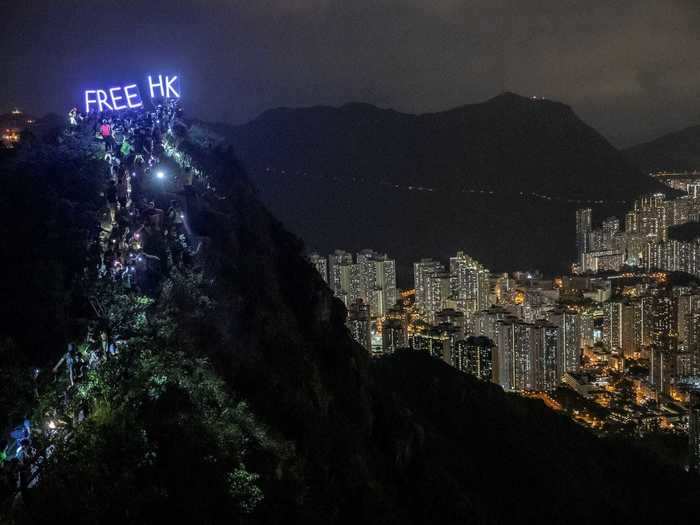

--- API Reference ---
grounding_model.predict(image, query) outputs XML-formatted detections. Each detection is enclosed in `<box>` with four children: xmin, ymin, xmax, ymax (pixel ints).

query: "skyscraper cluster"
<box><xmin>410</xmin><ymin>252</ymin><xmax>583</xmax><ymax>392</ymax></box>
<box><xmin>310</xmin><ymin>248</ymin><xmax>585</xmax><ymax>393</ymax></box>
<box><xmin>573</xmin><ymin>187</ymin><xmax>700</xmax><ymax>389</ymax></box>
<box><xmin>470</xmin><ymin>306</ymin><xmax>581</xmax><ymax>392</ymax></box>
<box><xmin>309</xmin><ymin>249</ymin><xmax>397</xmax><ymax>352</ymax></box>
<box><xmin>311</xmin><ymin>181</ymin><xmax>700</xmax><ymax>471</ymax></box>
<box><xmin>318</xmin><ymin>249</ymin><xmax>398</xmax><ymax>316</ymax></box>
<box><xmin>576</xmin><ymin>191</ymin><xmax>700</xmax><ymax>275</ymax></box>
<box><xmin>570</xmin><ymin>182</ymin><xmax>700</xmax><ymax>469</ymax></box>
<box><xmin>414</xmin><ymin>252</ymin><xmax>490</xmax><ymax>325</ymax></box>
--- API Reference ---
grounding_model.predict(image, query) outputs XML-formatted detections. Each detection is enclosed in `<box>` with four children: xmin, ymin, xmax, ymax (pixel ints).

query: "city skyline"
<box><xmin>310</xmin><ymin>176</ymin><xmax>700</xmax><ymax>472</ymax></box>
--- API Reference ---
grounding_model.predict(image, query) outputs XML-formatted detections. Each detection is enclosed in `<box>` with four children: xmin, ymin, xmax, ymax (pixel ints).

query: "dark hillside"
<box><xmin>371</xmin><ymin>351</ymin><xmax>696</xmax><ymax>523</ymax></box>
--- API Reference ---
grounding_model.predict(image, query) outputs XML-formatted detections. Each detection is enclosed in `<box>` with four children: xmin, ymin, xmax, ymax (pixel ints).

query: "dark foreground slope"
<box><xmin>1</xmin><ymin>123</ymin><xmax>697</xmax><ymax>524</ymax></box>
<box><xmin>213</xmin><ymin>93</ymin><xmax>668</xmax><ymax>277</ymax></box>
<box><xmin>372</xmin><ymin>351</ymin><xmax>698</xmax><ymax>523</ymax></box>
<box><xmin>625</xmin><ymin>124</ymin><xmax>700</xmax><ymax>173</ymax></box>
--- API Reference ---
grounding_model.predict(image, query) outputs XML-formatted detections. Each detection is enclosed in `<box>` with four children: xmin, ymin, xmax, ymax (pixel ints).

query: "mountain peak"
<box><xmin>484</xmin><ymin>91</ymin><xmax>568</xmax><ymax>110</ymax></box>
<box><xmin>489</xmin><ymin>91</ymin><xmax>529</xmax><ymax>102</ymax></box>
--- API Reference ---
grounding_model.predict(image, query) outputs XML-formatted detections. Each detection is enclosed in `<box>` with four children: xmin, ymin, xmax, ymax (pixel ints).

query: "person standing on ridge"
<box><xmin>68</xmin><ymin>107</ymin><xmax>78</xmax><ymax>129</ymax></box>
<box><xmin>52</xmin><ymin>344</ymin><xmax>76</xmax><ymax>387</ymax></box>
<box><xmin>100</xmin><ymin>120</ymin><xmax>115</xmax><ymax>152</ymax></box>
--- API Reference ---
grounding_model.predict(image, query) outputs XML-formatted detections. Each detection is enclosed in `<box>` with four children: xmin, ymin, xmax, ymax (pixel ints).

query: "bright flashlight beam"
<box><xmin>156</xmin><ymin>171</ymin><xmax>165</xmax><ymax>179</ymax></box>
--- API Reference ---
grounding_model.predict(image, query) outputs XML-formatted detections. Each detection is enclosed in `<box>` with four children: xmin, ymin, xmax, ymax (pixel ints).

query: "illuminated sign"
<box><xmin>84</xmin><ymin>74</ymin><xmax>180</xmax><ymax>113</ymax></box>
<box><xmin>147</xmin><ymin>75</ymin><xmax>180</xmax><ymax>99</ymax></box>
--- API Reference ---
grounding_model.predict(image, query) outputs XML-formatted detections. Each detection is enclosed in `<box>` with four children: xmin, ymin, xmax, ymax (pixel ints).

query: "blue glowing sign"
<box><xmin>84</xmin><ymin>74</ymin><xmax>181</xmax><ymax>113</ymax></box>
<box><xmin>147</xmin><ymin>75</ymin><xmax>181</xmax><ymax>99</ymax></box>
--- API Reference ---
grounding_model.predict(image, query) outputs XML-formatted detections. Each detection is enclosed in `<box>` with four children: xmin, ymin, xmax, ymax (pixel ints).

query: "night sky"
<box><xmin>2</xmin><ymin>0</ymin><xmax>699</xmax><ymax>146</ymax></box>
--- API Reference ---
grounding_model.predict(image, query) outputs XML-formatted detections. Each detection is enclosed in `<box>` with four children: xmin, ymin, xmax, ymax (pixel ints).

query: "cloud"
<box><xmin>1</xmin><ymin>0</ymin><xmax>698</xmax><ymax>145</ymax></box>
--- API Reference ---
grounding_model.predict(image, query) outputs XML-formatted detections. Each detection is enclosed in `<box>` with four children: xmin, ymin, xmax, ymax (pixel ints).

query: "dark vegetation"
<box><xmin>607</xmin><ymin>432</ymin><xmax>690</xmax><ymax>471</ymax></box>
<box><xmin>1</xmin><ymin>119</ymin><xmax>698</xmax><ymax>524</ymax></box>
<box><xmin>211</xmin><ymin>93</ymin><xmax>669</xmax><ymax>279</ymax></box>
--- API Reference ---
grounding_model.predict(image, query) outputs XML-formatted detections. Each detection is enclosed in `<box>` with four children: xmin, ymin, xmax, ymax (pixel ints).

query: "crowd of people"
<box><xmin>1</xmin><ymin>97</ymin><xmax>207</xmax><ymax>501</ymax></box>
<box><xmin>76</xmin><ymin>98</ymin><xmax>201</xmax><ymax>287</ymax></box>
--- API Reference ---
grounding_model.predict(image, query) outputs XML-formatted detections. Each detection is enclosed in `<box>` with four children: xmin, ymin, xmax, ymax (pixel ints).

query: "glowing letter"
<box><xmin>148</xmin><ymin>75</ymin><xmax>164</xmax><ymax>98</ymax></box>
<box><xmin>109</xmin><ymin>87</ymin><xmax>127</xmax><ymax>110</ymax></box>
<box><xmin>96</xmin><ymin>90</ymin><xmax>113</xmax><ymax>112</ymax></box>
<box><xmin>123</xmin><ymin>84</ymin><xmax>143</xmax><ymax>108</ymax></box>
<box><xmin>84</xmin><ymin>90</ymin><xmax>98</xmax><ymax>113</ymax></box>
<box><xmin>165</xmin><ymin>75</ymin><xmax>180</xmax><ymax>98</ymax></box>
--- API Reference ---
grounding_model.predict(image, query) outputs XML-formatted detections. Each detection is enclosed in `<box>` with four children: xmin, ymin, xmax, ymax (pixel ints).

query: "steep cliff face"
<box><xmin>172</xmin><ymin>138</ymin><xmax>382</xmax><ymax>521</ymax></box>
<box><xmin>2</xmin><ymin>122</ymin><xmax>698</xmax><ymax>524</ymax></box>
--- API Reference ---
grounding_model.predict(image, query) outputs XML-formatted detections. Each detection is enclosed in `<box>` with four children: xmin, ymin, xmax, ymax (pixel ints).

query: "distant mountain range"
<box><xmin>209</xmin><ymin>93</ymin><xmax>668</xmax><ymax>281</ymax></box>
<box><xmin>624</xmin><ymin>125</ymin><xmax>700</xmax><ymax>173</ymax></box>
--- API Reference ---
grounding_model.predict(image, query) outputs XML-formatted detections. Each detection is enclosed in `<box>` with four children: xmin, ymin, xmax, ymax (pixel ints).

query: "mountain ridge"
<box><xmin>249</xmin><ymin>93</ymin><xmax>571</xmax><ymax>122</ymax></box>
<box><xmin>210</xmin><ymin>93</ymin><xmax>668</xmax><ymax>278</ymax></box>
<box><xmin>624</xmin><ymin>124</ymin><xmax>700</xmax><ymax>173</ymax></box>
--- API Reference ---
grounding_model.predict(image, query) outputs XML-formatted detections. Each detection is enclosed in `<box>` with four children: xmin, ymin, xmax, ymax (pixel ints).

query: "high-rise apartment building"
<box><xmin>449</xmin><ymin>251</ymin><xmax>490</xmax><ymax>317</ymax></box>
<box><xmin>683</xmin><ymin>300</ymin><xmax>700</xmax><ymax>374</ymax></box>
<box><xmin>493</xmin><ymin>316</ymin><xmax>562</xmax><ymax>392</ymax></box>
<box><xmin>328</xmin><ymin>249</ymin><xmax>397</xmax><ymax>316</ymax></box>
<box><xmin>356</xmin><ymin>249</ymin><xmax>398</xmax><ymax>317</ymax></box>
<box><xmin>411</xmin><ymin>324</ymin><xmax>462</xmax><ymax>364</ymax></box>
<box><xmin>474</xmin><ymin>305</ymin><xmax>509</xmax><ymax>344</ymax></box>
<box><xmin>328</xmin><ymin>250</ymin><xmax>356</xmax><ymax>306</ymax></box>
<box><xmin>549</xmin><ymin>308</ymin><xmax>580</xmax><ymax>377</ymax></box>
<box><xmin>601</xmin><ymin>216</ymin><xmax>621</xmax><ymax>238</ymax></box>
<box><xmin>649</xmin><ymin>346</ymin><xmax>675</xmax><ymax>394</ymax></box>
<box><xmin>602</xmin><ymin>299</ymin><xmax>650</xmax><ymax>357</ymax></box>
<box><xmin>579</xmin><ymin>309</ymin><xmax>595</xmax><ymax>348</ymax></box>
<box><xmin>650</xmin><ymin>293</ymin><xmax>675</xmax><ymax>353</ymax></box>
<box><xmin>346</xmin><ymin>299</ymin><xmax>371</xmax><ymax>353</ymax></box>
<box><xmin>436</xmin><ymin>308</ymin><xmax>466</xmax><ymax>337</ymax></box>
<box><xmin>308</xmin><ymin>252</ymin><xmax>328</xmax><ymax>283</ymax></box>
<box><xmin>576</xmin><ymin>208</ymin><xmax>592</xmax><ymax>266</ymax></box>
<box><xmin>627</xmin><ymin>193</ymin><xmax>667</xmax><ymax>241</ymax></box>
<box><xmin>603</xmin><ymin>302</ymin><xmax>623</xmax><ymax>351</ymax></box>
<box><xmin>381</xmin><ymin>318</ymin><xmax>405</xmax><ymax>354</ymax></box>
<box><xmin>414</xmin><ymin>258</ymin><xmax>445</xmax><ymax>316</ymax></box>
<box><xmin>455</xmin><ymin>336</ymin><xmax>494</xmax><ymax>382</ymax></box>
<box><xmin>425</xmin><ymin>272</ymin><xmax>451</xmax><ymax>323</ymax></box>
<box><xmin>530</xmin><ymin>320</ymin><xmax>560</xmax><ymax>391</ymax></box>
<box><xmin>495</xmin><ymin>318</ymin><xmax>532</xmax><ymax>392</ymax></box>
